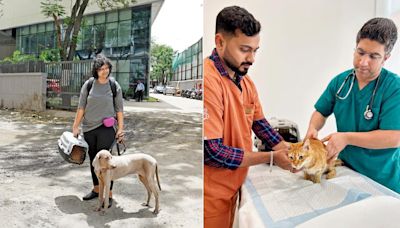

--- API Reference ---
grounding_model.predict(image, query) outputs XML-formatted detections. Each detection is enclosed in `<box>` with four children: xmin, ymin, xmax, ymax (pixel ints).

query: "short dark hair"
<box><xmin>92</xmin><ymin>54</ymin><xmax>112</xmax><ymax>79</ymax></box>
<box><xmin>356</xmin><ymin>17</ymin><xmax>398</xmax><ymax>54</ymax></box>
<box><xmin>216</xmin><ymin>6</ymin><xmax>261</xmax><ymax>36</ymax></box>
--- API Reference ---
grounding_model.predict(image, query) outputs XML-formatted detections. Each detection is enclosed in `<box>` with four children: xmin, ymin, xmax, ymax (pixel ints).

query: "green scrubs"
<box><xmin>315</xmin><ymin>68</ymin><xmax>400</xmax><ymax>193</ymax></box>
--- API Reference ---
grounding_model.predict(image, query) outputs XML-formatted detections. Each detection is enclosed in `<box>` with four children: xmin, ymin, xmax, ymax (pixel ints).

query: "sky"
<box><xmin>151</xmin><ymin>0</ymin><xmax>203</xmax><ymax>52</ymax></box>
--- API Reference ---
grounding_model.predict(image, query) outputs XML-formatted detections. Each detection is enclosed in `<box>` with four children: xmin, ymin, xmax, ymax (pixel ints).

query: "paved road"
<box><xmin>0</xmin><ymin>98</ymin><xmax>203</xmax><ymax>227</ymax></box>
<box><xmin>149</xmin><ymin>93</ymin><xmax>202</xmax><ymax>114</ymax></box>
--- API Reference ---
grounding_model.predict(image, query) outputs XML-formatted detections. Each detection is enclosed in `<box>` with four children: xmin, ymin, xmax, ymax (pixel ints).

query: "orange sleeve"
<box><xmin>204</xmin><ymin>66</ymin><xmax>224</xmax><ymax>140</ymax></box>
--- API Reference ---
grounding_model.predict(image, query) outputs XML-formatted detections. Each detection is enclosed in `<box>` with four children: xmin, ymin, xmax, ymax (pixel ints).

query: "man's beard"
<box><xmin>223</xmin><ymin>57</ymin><xmax>252</xmax><ymax>76</ymax></box>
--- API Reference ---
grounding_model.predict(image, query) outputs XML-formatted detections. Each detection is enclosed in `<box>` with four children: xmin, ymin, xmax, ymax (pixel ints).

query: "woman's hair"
<box><xmin>92</xmin><ymin>54</ymin><xmax>112</xmax><ymax>79</ymax></box>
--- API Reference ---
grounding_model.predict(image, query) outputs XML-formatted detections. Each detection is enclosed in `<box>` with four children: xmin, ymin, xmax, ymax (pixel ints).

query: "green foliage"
<box><xmin>39</xmin><ymin>49</ymin><xmax>61</xmax><ymax>62</ymax></box>
<box><xmin>95</xmin><ymin>0</ymin><xmax>136</xmax><ymax>10</ymax></box>
<box><xmin>40</xmin><ymin>0</ymin><xmax>65</xmax><ymax>18</ymax></box>
<box><xmin>150</xmin><ymin>41</ymin><xmax>175</xmax><ymax>84</ymax></box>
<box><xmin>1</xmin><ymin>51</ymin><xmax>37</xmax><ymax>63</ymax></box>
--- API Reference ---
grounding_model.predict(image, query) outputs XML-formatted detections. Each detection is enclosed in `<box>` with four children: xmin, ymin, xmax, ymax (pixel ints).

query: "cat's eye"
<box><xmin>289</xmin><ymin>155</ymin><xmax>293</xmax><ymax>160</ymax></box>
<box><xmin>299</xmin><ymin>155</ymin><xmax>303</xmax><ymax>160</ymax></box>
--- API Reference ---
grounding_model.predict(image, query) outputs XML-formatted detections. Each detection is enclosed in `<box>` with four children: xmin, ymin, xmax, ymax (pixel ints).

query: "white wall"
<box><xmin>0</xmin><ymin>73</ymin><xmax>47</xmax><ymax>111</ymax></box>
<box><xmin>204</xmin><ymin>0</ymin><xmax>400</xmax><ymax>139</ymax></box>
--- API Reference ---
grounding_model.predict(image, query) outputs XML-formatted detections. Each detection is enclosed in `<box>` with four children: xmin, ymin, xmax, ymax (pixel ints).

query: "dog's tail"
<box><xmin>156</xmin><ymin>164</ymin><xmax>162</xmax><ymax>191</ymax></box>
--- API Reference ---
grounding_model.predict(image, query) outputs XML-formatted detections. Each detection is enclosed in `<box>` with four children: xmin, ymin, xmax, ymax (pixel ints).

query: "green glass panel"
<box><xmin>93</xmin><ymin>24</ymin><xmax>105</xmax><ymax>49</ymax></box>
<box><xmin>105</xmin><ymin>22</ymin><xmax>118</xmax><ymax>48</ymax></box>
<box><xmin>95</xmin><ymin>13</ymin><xmax>105</xmax><ymax>24</ymax></box>
<box><xmin>21</xmin><ymin>26</ymin><xmax>29</xmax><ymax>35</ymax></box>
<box><xmin>85</xmin><ymin>15</ymin><xmax>94</xmax><ymax>25</ymax></box>
<box><xmin>38</xmin><ymin>24</ymin><xmax>45</xmax><ymax>32</ymax></box>
<box><xmin>119</xmin><ymin>9</ymin><xmax>131</xmax><ymax>21</ymax></box>
<box><xmin>107</xmin><ymin>11</ymin><xmax>118</xmax><ymax>22</ymax></box>
<box><xmin>46</xmin><ymin>22</ymin><xmax>54</xmax><ymax>31</ymax></box>
<box><xmin>30</xmin><ymin>25</ymin><xmax>37</xmax><ymax>33</ymax></box>
<box><xmin>118</xmin><ymin>20</ymin><xmax>131</xmax><ymax>46</ymax></box>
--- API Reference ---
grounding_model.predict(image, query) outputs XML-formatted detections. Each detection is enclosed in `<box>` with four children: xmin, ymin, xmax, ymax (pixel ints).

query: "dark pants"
<box><xmin>84</xmin><ymin>125</ymin><xmax>115</xmax><ymax>189</ymax></box>
<box><xmin>136</xmin><ymin>90</ymin><xmax>144</xmax><ymax>102</ymax></box>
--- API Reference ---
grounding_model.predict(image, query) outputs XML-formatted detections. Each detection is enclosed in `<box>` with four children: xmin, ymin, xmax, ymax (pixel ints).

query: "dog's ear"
<box><xmin>92</xmin><ymin>154</ymin><xmax>100</xmax><ymax>172</ymax></box>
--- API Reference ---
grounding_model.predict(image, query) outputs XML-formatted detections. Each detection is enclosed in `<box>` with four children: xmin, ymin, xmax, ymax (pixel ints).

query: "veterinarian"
<box><xmin>203</xmin><ymin>6</ymin><xmax>294</xmax><ymax>227</ymax></box>
<box><xmin>305</xmin><ymin>17</ymin><xmax>400</xmax><ymax>193</ymax></box>
<box><xmin>72</xmin><ymin>54</ymin><xmax>124</xmax><ymax>205</ymax></box>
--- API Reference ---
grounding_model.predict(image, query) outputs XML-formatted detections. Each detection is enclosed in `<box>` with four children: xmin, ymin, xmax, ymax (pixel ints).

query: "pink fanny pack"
<box><xmin>103</xmin><ymin>117</ymin><xmax>116</xmax><ymax>127</ymax></box>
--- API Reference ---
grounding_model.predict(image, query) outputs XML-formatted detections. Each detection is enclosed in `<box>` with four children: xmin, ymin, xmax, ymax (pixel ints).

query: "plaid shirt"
<box><xmin>252</xmin><ymin>119</ymin><xmax>283</xmax><ymax>148</ymax></box>
<box><xmin>204</xmin><ymin>139</ymin><xmax>244</xmax><ymax>169</ymax></box>
<box><xmin>204</xmin><ymin>49</ymin><xmax>283</xmax><ymax>169</ymax></box>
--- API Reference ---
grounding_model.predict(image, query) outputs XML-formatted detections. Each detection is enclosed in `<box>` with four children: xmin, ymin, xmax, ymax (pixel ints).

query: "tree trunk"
<box><xmin>67</xmin><ymin>0</ymin><xmax>89</xmax><ymax>60</ymax></box>
<box><xmin>53</xmin><ymin>14</ymin><xmax>65</xmax><ymax>61</ymax></box>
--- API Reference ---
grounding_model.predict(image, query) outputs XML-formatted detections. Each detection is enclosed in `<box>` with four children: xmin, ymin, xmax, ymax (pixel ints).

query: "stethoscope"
<box><xmin>335</xmin><ymin>70</ymin><xmax>380</xmax><ymax>120</ymax></box>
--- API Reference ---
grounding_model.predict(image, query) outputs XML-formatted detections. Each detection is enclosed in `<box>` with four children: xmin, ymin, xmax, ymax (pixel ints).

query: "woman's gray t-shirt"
<box><xmin>78</xmin><ymin>77</ymin><xmax>124</xmax><ymax>132</ymax></box>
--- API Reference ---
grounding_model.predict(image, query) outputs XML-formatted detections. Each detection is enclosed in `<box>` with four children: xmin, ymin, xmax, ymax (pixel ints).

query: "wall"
<box><xmin>0</xmin><ymin>73</ymin><xmax>47</xmax><ymax>111</ymax></box>
<box><xmin>0</xmin><ymin>44</ymin><xmax>15</xmax><ymax>60</ymax></box>
<box><xmin>204</xmin><ymin>0</ymin><xmax>400</xmax><ymax>139</ymax></box>
<box><xmin>0</xmin><ymin>0</ymin><xmax>163</xmax><ymax>30</ymax></box>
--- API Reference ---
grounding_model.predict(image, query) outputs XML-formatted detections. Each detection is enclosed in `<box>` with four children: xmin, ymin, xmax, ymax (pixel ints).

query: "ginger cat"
<box><xmin>288</xmin><ymin>139</ymin><xmax>338</xmax><ymax>183</ymax></box>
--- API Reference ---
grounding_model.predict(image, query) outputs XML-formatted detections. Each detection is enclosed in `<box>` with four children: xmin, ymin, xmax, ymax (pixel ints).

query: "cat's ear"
<box><xmin>303</xmin><ymin>139</ymin><xmax>310</xmax><ymax>151</ymax></box>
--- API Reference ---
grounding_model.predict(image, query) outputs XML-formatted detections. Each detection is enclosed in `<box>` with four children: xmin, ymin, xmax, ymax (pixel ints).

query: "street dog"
<box><xmin>92</xmin><ymin>150</ymin><xmax>161</xmax><ymax>214</ymax></box>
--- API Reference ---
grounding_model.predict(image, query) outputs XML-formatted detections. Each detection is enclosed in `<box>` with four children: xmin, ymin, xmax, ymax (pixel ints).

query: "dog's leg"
<box><xmin>102</xmin><ymin>171</ymin><xmax>111</xmax><ymax>213</ymax></box>
<box><xmin>147</xmin><ymin>171</ymin><xmax>160</xmax><ymax>214</ymax></box>
<box><xmin>139</xmin><ymin>174</ymin><xmax>152</xmax><ymax>207</ymax></box>
<box><xmin>96</xmin><ymin>173</ymin><xmax>104</xmax><ymax>212</ymax></box>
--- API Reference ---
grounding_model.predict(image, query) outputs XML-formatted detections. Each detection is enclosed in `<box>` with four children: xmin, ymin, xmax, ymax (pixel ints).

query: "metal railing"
<box><xmin>45</xmin><ymin>60</ymin><xmax>93</xmax><ymax>110</ymax></box>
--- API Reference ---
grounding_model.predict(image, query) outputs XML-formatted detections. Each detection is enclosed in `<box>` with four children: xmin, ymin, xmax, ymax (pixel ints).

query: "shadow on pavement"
<box><xmin>55</xmin><ymin>195</ymin><xmax>157</xmax><ymax>227</ymax></box>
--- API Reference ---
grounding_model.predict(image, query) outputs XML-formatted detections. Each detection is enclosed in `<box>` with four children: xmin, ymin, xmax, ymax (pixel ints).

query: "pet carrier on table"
<box><xmin>57</xmin><ymin>131</ymin><xmax>88</xmax><ymax>164</ymax></box>
<box><xmin>254</xmin><ymin>118</ymin><xmax>300</xmax><ymax>151</ymax></box>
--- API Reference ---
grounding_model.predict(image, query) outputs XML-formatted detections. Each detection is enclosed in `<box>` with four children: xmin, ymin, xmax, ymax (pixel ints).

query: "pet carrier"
<box><xmin>57</xmin><ymin>131</ymin><xmax>88</xmax><ymax>164</ymax></box>
<box><xmin>254</xmin><ymin>118</ymin><xmax>301</xmax><ymax>151</ymax></box>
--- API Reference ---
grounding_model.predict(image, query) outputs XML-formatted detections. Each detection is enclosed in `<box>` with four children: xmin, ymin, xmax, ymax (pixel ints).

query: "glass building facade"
<box><xmin>15</xmin><ymin>4</ymin><xmax>152</xmax><ymax>92</ymax></box>
<box><xmin>171</xmin><ymin>38</ymin><xmax>203</xmax><ymax>82</ymax></box>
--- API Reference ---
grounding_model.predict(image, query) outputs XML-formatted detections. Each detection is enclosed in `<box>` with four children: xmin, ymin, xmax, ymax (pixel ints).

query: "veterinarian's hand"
<box><xmin>274</xmin><ymin>149</ymin><xmax>300</xmax><ymax>173</ymax></box>
<box><xmin>305</xmin><ymin>127</ymin><xmax>319</xmax><ymax>140</ymax></box>
<box><xmin>322</xmin><ymin>133</ymin><xmax>348</xmax><ymax>163</ymax></box>
<box><xmin>72</xmin><ymin>126</ymin><xmax>80</xmax><ymax>137</ymax></box>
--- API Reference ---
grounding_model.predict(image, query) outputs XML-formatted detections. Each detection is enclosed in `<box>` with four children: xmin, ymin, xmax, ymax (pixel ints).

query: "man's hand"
<box><xmin>273</xmin><ymin>149</ymin><xmax>300</xmax><ymax>173</ymax></box>
<box><xmin>305</xmin><ymin>127</ymin><xmax>318</xmax><ymax>140</ymax></box>
<box><xmin>322</xmin><ymin>132</ymin><xmax>348</xmax><ymax>163</ymax></box>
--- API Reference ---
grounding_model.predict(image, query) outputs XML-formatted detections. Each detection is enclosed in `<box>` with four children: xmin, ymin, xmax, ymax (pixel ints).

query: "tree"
<box><xmin>1</xmin><ymin>51</ymin><xmax>37</xmax><ymax>63</ymax></box>
<box><xmin>150</xmin><ymin>42</ymin><xmax>175</xmax><ymax>85</ymax></box>
<box><xmin>40</xmin><ymin>0</ymin><xmax>135</xmax><ymax>61</ymax></box>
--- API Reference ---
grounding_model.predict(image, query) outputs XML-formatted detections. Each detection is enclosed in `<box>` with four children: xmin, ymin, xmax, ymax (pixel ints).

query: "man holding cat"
<box><xmin>306</xmin><ymin>17</ymin><xmax>400</xmax><ymax>193</ymax></box>
<box><xmin>203</xmin><ymin>6</ymin><xmax>294</xmax><ymax>227</ymax></box>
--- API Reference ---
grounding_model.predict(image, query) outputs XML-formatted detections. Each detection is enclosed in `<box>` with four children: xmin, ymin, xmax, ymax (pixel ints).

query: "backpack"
<box><xmin>86</xmin><ymin>77</ymin><xmax>117</xmax><ymax>107</ymax></box>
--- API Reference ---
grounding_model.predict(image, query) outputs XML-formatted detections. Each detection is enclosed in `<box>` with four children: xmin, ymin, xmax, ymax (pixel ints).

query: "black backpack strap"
<box><xmin>109</xmin><ymin>77</ymin><xmax>117</xmax><ymax>98</ymax></box>
<box><xmin>108</xmin><ymin>77</ymin><xmax>117</xmax><ymax>108</ymax></box>
<box><xmin>86</xmin><ymin>77</ymin><xmax>95</xmax><ymax>98</ymax></box>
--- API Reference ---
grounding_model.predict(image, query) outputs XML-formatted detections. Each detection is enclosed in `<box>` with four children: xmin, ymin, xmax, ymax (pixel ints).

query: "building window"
<box><xmin>15</xmin><ymin>4</ymin><xmax>152</xmax><ymax>92</ymax></box>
